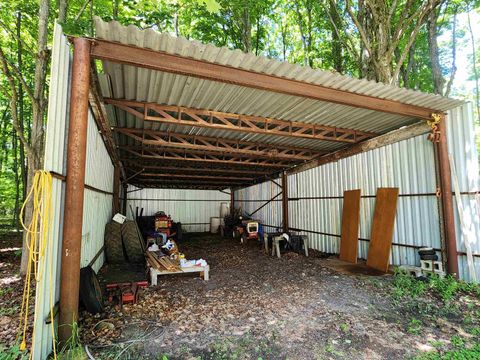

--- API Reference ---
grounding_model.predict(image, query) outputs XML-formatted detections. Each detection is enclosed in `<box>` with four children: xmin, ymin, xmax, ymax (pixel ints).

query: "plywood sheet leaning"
<box><xmin>366</xmin><ymin>188</ymin><xmax>399</xmax><ymax>272</ymax></box>
<box><xmin>339</xmin><ymin>189</ymin><xmax>362</xmax><ymax>263</ymax></box>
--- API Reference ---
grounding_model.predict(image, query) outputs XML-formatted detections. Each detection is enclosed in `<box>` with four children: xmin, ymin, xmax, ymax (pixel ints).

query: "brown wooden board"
<box><xmin>339</xmin><ymin>189</ymin><xmax>361</xmax><ymax>263</ymax></box>
<box><xmin>366</xmin><ymin>188</ymin><xmax>400</xmax><ymax>272</ymax></box>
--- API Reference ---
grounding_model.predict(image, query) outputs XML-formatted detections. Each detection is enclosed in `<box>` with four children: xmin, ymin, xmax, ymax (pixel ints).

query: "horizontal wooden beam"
<box><xmin>114</xmin><ymin>127</ymin><xmax>320</xmax><ymax>161</ymax></box>
<box><xmin>120</xmin><ymin>147</ymin><xmax>291</xmax><ymax>168</ymax></box>
<box><xmin>121</xmin><ymin>161</ymin><xmax>272</xmax><ymax>175</ymax></box>
<box><xmin>128</xmin><ymin>182</ymin><xmax>230</xmax><ymax>190</ymax></box>
<box><xmin>133</xmin><ymin>178</ymin><xmax>248</xmax><ymax>186</ymax></box>
<box><xmin>105</xmin><ymin>98</ymin><xmax>376</xmax><ymax>143</ymax></box>
<box><xmin>136</xmin><ymin>172</ymin><xmax>254</xmax><ymax>181</ymax></box>
<box><xmin>287</xmin><ymin>121</ymin><xmax>431</xmax><ymax>175</ymax></box>
<box><xmin>91</xmin><ymin>38</ymin><xmax>438</xmax><ymax>120</ymax></box>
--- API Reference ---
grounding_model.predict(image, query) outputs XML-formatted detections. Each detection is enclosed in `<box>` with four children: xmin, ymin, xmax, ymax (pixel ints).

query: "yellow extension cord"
<box><xmin>18</xmin><ymin>170</ymin><xmax>57</xmax><ymax>359</ymax></box>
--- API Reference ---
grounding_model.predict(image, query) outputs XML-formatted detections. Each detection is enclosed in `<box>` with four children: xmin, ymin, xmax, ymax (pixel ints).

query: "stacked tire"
<box><xmin>104</xmin><ymin>220</ymin><xmax>145</xmax><ymax>264</ymax></box>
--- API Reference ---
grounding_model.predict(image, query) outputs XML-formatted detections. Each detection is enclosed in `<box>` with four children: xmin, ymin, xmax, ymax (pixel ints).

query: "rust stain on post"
<box><xmin>282</xmin><ymin>172</ymin><xmax>289</xmax><ymax>233</ymax></box>
<box><xmin>436</xmin><ymin>116</ymin><xmax>459</xmax><ymax>277</ymax></box>
<box><xmin>58</xmin><ymin>38</ymin><xmax>91</xmax><ymax>343</ymax></box>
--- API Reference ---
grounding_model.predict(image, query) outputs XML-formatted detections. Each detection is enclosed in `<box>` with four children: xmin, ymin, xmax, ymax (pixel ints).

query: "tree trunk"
<box><xmin>467</xmin><ymin>11</ymin><xmax>480</xmax><ymax>120</ymax></box>
<box><xmin>428</xmin><ymin>9</ymin><xmax>445</xmax><ymax>95</ymax></box>
<box><xmin>58</xmin><ymin>0</ymin><xmax>68</xmax><ymax>23</ymax></box>
<box><xmin>113</xmin><ymin>0</ymin><xmax>119</xmax><ymax>20</ymax></box>
<box><xmin>240</xmin><ymin>6</ymin><xmax>251</xmax><ymax>52</ymax></box>
<box><xmin>16</xmin><ymin>12</ymin><xmax>24</xmax><ymax>230</ymax></box>
<box><xmin>20</xmin><ymin>0</ymin><xmax>50</xmax><ymax>276</ymax></box>
<box><xmin>328</xmin><ymin>0</ymin><xmax>343</xmax><ymax>73</ymax></box>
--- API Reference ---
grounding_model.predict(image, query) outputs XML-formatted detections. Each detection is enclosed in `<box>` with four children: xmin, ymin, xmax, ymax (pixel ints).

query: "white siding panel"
<box><xmin>236</xmin><ymin>103</ymin><xmax>480</xmax><ymax>282</ymax></box>
<box><xmin>32</xmin><ymin>24</ymin><xmax>70</xmax><ymax>360</ymax></box>
<box><xmin>33</xmin><ymin>25</ymin><xmax>114</xmax><ymax>359</ymax></box>
<box><xmin>234</xmin><ymin>179</ymin><xmax>282</xmax><ymax>231</ymax></box>
<box><xmin>126</xmin><ymin>186</ymin><xmax>230</xmax><ymax>232</ymax></box>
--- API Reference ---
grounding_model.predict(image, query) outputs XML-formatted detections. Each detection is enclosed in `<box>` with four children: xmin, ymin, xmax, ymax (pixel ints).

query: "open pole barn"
<box><xmin>31</xmin><ymin>19</ymin><xmax>479</xmax><ymax>358</ymax></box>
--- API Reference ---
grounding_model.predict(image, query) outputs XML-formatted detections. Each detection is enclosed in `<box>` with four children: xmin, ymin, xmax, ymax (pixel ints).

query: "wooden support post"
<box><xmin>436</xmin><ymin>116</ymin><xmax>459</xmax><ymax>277</ymax></box>
<box><xmin>58</xmin><ymin>38</ymin><xmax>91</xmax><ymax>344</ymax></box>
<box><xmin>281</xmin><ymin>172</ymin><xmax>289</xmax><ymax>233</ymax></box>
<box><xmin>230</xmin><ymin>187</ymin><xmax>235</xmax><ymax>216</ymax></box>
<box><xmin>112</xmin><ymin>165</ymin><xmax>120</xmax><ymax>214</ymax></box>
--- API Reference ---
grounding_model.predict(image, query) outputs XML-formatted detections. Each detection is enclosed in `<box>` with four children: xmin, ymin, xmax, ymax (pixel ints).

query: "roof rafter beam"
<box><xmin>121</xmin><ymin>160</ymin><xmax>273</xmax><ymax>175</ymax></box>
<box><xmin>90</xmin><ymin>38</ymin><xmax>438</xmax><ymax>120</ymax></box>
<box><xmin>114</xmin><ymin>127</ymin><xmax>321</xmax><ymax>160</ymax></box>
<box><xmin>138</xmin><ymin>172</ymin><xmax>254</xmax><ymax>181</ymax></box>
<box><xmin>120</xmin><ymin>147</ymin><xmax>290</xmax><ymax>168</ymax></box>
<box><xmin>134</xmin><ymin>178</ymin><xmax>248</xmax><ymax>186</ymax></box>
<box><xmin>105</xmin><ymin>98</ymin><xmax>376</xmax><ymax>143</ymax></box>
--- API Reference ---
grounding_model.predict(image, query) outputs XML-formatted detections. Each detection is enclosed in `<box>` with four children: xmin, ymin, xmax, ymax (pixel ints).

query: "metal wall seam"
<box><xmin>126</xmin><ymin>186</ymin><xmax>230</xmax><ymax>232</ymax></box>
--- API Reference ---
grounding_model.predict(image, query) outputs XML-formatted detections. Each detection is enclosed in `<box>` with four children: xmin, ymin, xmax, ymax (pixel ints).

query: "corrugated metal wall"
<box><xmin>235</xmin><ymin>103</ymin><xmax>480</xmax><ymax>282</ymax></box>
<box><xmin>82</xmin><ymin>109</ymin><xmax>115</xmax><ymax>271</ymax></box>
<box><xmin>234</xmin><ymin>180</ymin><xmax>282</xmax><ymax>232</ymax></box>
<box><xmin>447</xmin><ymin>104</ymin><xmax>480</xmax><ymax>282</ymax></box>
<box><xmin>126</xmin><ymin>186</ymin><xmax>230</xmax><ymax>232</ymax></box>
<box><xmin>32</xmin><ymin>25</ymin><xmax>114</xmax><ymax>359</ymax></box>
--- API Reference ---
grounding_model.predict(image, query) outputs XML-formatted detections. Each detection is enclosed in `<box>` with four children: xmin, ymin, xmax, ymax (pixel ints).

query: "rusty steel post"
<box><xmin>122</xmin><ymin>183</ymin><xmax>128</xmax><ymax>215</ymax></box>
<box><xmin>230</xmin><ymin>188</ymin><xmax>235</xmax><ymax>216</ymax></box>
<box><xmin>59</xmin><ymin>38</ymin><xmax>91</xmax><ymax>343</ymax></box>
<box><xmin>436</xmin><ymin>116</ymin><xmax>459</xmax><ymax>277</ymax></box>
<box><xmin>282</xmin><ymin>172</ymin><xmax>289</xmax><ymax>233</ymax></box>
<box><xmin>112</xmin><ymin>165</ymin><xmax>120</xmax><ymax>214</ymax></box>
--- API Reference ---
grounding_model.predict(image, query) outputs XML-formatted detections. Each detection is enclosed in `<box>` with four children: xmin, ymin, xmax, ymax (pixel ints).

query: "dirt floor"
<box><xmin>0</xmin><ymin>231</ymin><xmax>27</xmax><ymax>349</ymax></box>
<box><xmin>78</xmin><ymin>233</ymin><xmax>480</xmax><ymax>360</ymax></box>
<box><xmin>0</xmin><ymin>231</ymin><xmax>479</xmax><ymax>359</ymax></box>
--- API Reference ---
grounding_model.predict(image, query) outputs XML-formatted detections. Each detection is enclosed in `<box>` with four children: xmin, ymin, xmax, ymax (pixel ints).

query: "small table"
<box><xmin>264</xmin><ymin>233</ymin><xmax>309</xmax><ymax>258</ymax></box>
<box><xmin>149</xmin><ymin>265</ymin><xmax>210</xmax><ymax>286</ymax></box>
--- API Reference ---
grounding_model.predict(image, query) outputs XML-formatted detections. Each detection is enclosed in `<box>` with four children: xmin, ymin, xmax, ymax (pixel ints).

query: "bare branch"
<box><xmin>0</xmin><ymin>19</ymin><xmax>35</xmax><ymax>54</ymax></box>
<box><xmin>0</xmin><ymin>46</ymin><xmax>33</xmax><ymax>155</ymax></box>
<box><xmin>345</xmin><ymin>0</ymin><xmax>373</xmax><ymax>59</ymax></box>
<box><xmin>3</xmin><ymin>57</ymin><xmax>36</xmax><ymax>105</ymax></box>
<box><xmin>392</xmin><ymin>0</ymin><xmax>439</xmax><ymax>82</ymax></box>
<box><xmin>75</xmin><ymin>0</ymin><xmax>92</xmax><ymax>21</ymax></box>
<box><xmin>325</xmin><ymin>0</ymin><xmax>360</xmax><ymax>62</ymax></box>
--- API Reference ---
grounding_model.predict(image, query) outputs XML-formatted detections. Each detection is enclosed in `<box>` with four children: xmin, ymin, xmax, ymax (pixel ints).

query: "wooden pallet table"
<box><xmin>149</xmin><ymin>265</ymin><xmax>210</xmax><ymax>286</ymax></box>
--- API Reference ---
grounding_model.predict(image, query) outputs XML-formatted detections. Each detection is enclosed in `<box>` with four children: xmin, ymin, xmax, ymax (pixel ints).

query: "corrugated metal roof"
<box><xmin>94</xmin><ymin>18</ymin><xmax>464</xmax><ymax>154</ymax></box>
<box><xmin>93</xmin><ymin>17</ymin><xmax>466</xmax><ymax>186</ymax></box>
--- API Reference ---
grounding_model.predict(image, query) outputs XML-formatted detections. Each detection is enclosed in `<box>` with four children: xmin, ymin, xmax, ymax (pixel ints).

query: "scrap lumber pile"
<box><xmin>145</xmin><ymin>251</ymin><xmax>181</xmax><ymax>272</ymax></box>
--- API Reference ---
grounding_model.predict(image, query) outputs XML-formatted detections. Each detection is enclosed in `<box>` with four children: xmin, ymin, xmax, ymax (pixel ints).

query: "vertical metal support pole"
<box><xmin>122</xmin><ymin>183</ymin><xmax>128</xmax><ymax>216</ymax></box>
<box><xmin>58</xmin><ymin>38</ymin><xmax>91</xmax><ymax>343</ymax></box>
<box><xmin>230</xmin><ymin>187</ymin><xmax>235</xmax><ymax>216</ymax></box>
<box><xmin>436</xmin><ymin>116</ymin><xmax>459</xmax><ymax>277</ymax></box>
<box><xmin>112</xmin><ymin>165</ymin><xmax>120</xmax><ymax>214</ymax></box>
<box><xmin>282</xmin><ymin>172</ymin><xmax>289</xmax><ymax>233</ymax></box>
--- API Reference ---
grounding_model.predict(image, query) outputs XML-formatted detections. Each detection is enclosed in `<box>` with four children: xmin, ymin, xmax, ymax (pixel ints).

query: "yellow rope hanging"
<box><xmin>18</xmin><ymin>170</ymin><xmax>56</xmax><ymax>360</ymax></box>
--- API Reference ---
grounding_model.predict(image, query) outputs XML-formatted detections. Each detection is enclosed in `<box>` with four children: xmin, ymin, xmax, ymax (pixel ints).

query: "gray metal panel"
<box><xmin>126</xmin><ymin>186</ymin><xmax>230</xmax><ymax>232</ymax></box>
<box><xmin>234</xmin><ymin>179</ymin><xmax>282</xmax><ymax>231</ymax></box>
<box><xmin>34</xmin><ymin>25</ymin><xmax>115</xmax><ymax>359</ymax></box>
<box><xmin>238</xmin><ymin>103</ymin><xmax>480</xmax><ymax>282</ymax></box>
<box><xmin>447</xmin><ymin>103</ymin><xmax>480</xmax><ymax>282</ymax></box>
<box><xmin>33</xmin><ymin>24</ymin><xmax>70</xmax><ymax>360</ymax></box>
